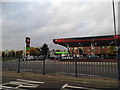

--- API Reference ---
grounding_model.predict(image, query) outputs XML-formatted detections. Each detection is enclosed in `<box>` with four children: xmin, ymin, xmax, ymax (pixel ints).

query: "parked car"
<box><xmin>22</xmin><ymin>56</ymin><xmax>34</xmax><ymax>61</ymax></box>
<box><xmin>76</xmin><ymin>55</ymin><xmax>84</xmax><ymax>59</ymax></box>
<box><xmin>50</xmin><ymin>55</ymin><xmax>59</xmax><ymax>60</ymax></box>
<box><xmin>85</xmin><ymin>55</ymin><xmax>101</xmax><ymax>59</ymax></box>
<box><xmin>38</xmin><ymin>55</ymin><xmax>44</xmax><ymax>60</ymax></box>
<box><xmin>61</xmin><ymin>56</ymin><xmax>74</xmax><ymax>59</ymax></box>
<box><xmin>33</xmin><ymin>56</ymin><xmax>38</xmax><ymax>60</ymax></box>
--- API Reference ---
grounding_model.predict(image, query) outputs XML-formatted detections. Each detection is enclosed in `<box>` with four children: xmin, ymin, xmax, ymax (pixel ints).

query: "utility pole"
<box><xmin>112</xmin><ymin>0</ymin><xmax>117</xmax><ymax>36</ymax></box>
<box><xmin>112</xmin><ymin>0</ymin><xmax>118</xmax><ymax>52</ymax></box>
<box><xmin>112</xmin><ymin>0</ymin><xmax>120</xmax><ymax>88</ymax></box>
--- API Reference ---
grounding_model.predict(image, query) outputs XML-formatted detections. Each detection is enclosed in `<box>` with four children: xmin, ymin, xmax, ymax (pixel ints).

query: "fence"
<box><xmin>2</xmin><ymin>57</ymin><xmax>119</xmax><ymax>79</ymax></box>
<box><xmin>3</xmin><ymin>56</ymin><xmax>120</xmax><ymax>88</ymax></box>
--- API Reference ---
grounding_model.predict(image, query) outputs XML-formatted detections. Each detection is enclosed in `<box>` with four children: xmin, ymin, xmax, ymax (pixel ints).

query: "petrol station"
<box><xmin>53</xmin><ymin>34</ymin><xmax>120</xmax><ymax>58</ymax></box>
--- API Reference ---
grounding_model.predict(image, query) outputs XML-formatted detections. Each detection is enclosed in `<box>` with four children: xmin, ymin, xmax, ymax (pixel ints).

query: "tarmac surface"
<box><xmin>1</xmin><ymin>70</ymin><xmax>120</xmax><ymax>90</ymax></box>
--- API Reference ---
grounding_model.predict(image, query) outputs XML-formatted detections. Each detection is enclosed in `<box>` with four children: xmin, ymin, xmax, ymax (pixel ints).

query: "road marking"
<box><xmin>61</xmin><ymin>83</ymin><xmax>100</xmax><ymax>90</ymax></box>
<box><xmin>1</xmin><ymin>85</ymin><xmax>16</xmax><ymax>89</ymax></box>
<box><xmin>61</xmin><ymin>83</ymin><xmax>68</xmax><ymax>89</ymax></box>
<box><xmin>18</xmin><ymin>84</ymin><xmax>39</xmax><ymax>88</ymax></box>
<box><xmin>0</xmin><ymin>83</ymin><xmax>20</xmax><ymax>89</ymax></box>
<box><xmin>1</xmin><ymin>83</ymin><xmax>38</xmax><ymax>89</ymax></box>
<box><xmin>0</xmin><ymin>79</ymin><xmax>44</xmax><ymax>89</ymax></box>
<box><xmin>9</xmin><ymin>81</ymin><xmax>39</xmax><ymax>86</ymax></box>
<box><xmin>17</xmin><ymin>79</ymin><xmax>44</xmax><ymax>84</ymax></box>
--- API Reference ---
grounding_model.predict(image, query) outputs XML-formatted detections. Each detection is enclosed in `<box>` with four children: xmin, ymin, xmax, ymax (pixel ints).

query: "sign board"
<box><xmin>25</xmin><ymin>37</ymin><xmax>30</xmax><ymax>56</ymax></box>
<box><xmin>55</xmin><ymin>52</ymin><xmax>68</xmax><ymax>55</ymax></box>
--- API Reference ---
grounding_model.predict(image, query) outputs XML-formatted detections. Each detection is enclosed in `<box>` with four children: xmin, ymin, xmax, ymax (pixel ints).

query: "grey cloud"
<box><xmin>2</xmin><ymin>1</ymin><xmax>117</xmax><ymax>50</ymax></box>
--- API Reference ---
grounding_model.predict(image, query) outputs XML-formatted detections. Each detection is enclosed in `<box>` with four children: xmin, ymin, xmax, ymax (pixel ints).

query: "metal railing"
<box><xmin>2</xmin><ymin>55</ymin><xmax>120</xmax><ymax>88</ymax></box>
<box><xmin>2</xmin><ymin>56</ymin><xmax>119</xmax><ymax>79</ymax></box>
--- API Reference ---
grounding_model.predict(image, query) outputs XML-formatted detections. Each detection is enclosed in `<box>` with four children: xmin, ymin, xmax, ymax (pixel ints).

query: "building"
<box><xmin>53</xmin><ymin>35</ymin><xmax>120</xmax><ymax>56</ymax></box>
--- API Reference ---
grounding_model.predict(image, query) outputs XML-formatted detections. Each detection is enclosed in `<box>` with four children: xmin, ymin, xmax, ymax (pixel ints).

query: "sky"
<box><xmin>1</xmin><ymin>0</ymin><xmax>120</xmax><ymax>51</ymax></box>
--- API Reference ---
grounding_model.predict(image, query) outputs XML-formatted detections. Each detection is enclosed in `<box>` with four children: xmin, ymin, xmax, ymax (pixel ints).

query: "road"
<box><xmin>2</xmin><ymin>72</ymin><xmax>119</xmax><ymax>90</ymax></box>
<box><xmin>2</xmin><ymin>59</ymin><xmax>118</xmax><ymax>78</ymax></box>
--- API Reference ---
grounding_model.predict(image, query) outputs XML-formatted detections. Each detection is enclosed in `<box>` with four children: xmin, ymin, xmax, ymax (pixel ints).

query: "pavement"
<box><xmin>1</xmin><ymin>70</ymin><xmax>120</xmax><ymax>90</ymax></box>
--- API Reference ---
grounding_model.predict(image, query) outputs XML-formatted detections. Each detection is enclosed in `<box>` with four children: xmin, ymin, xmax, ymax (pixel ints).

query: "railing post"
<box><xmin>43</xmin><ymin>55</ymin><xmax>46</xmax><ymax>75</ymax></box>
<box><xmin>18</xmin><ymin>58</ymin><xmax>20</xmax><ymax>73</ymax></box>
<box><xmin>117</xmin><ymin>48</ymin><xmax>120</xmax><ymax>88</ymax></box>
<box><xmin>75</xmin><ymin>55</ymin><xmax>77</xmax><ymax>77</ymax></box>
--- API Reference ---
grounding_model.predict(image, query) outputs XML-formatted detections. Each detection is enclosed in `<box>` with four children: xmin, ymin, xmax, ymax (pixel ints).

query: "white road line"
<box><xmin>61</xmin><ymin>83</ymin><xmax>100</xmax><ymax>90</ymax></box>
<box><xmin>0</xmin><ymin>82</ymin><xmax>39</xmax><ymax>89</ymax></box>
<box><xmin>0</xmin><ymin>83</ymin><xmax>19</xmax><ymax>89</ymax></box>
<box><xmin>0</xmin><ymin>79</ymin><xmax>44</xmax><ymax>89</ymax></box>
<box><xmin>61</xmin><ymin>84</ymin><xmax>85</xmax><ymax>89</ymax></box>
<box><xmin>1</xmin><ymin>85</ymin><xmax>15</xmax><ymax>89</ymax></box>
<box><xmin>17</xmin><ymin>79</ymin><xmax>44</xmax><ymax>84</ymax></box>
<box><xmin>18</xmin><ymin>84</ymin><xmax>39</xmax><ymax>88</ymax></box>
<box><xmin>9</xmin><ymin>81</ymin><xmax>39</xmax><ymax>86</ymax></box>
<box><xmin>61</xmin><ymin>83</ymin><xmax>68</xmax><ymax>89</ymax></box>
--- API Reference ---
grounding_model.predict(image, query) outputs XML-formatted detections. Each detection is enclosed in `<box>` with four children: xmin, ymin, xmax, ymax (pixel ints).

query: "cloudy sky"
<box><xmin>1</xmin><ymin>0</ymin><xmax>119</xmax><ymax>51</ymax></box>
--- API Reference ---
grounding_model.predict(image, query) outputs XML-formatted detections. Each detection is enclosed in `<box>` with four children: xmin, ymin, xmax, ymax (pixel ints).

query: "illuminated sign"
<box><xmin>55</xmin><ymin>52</ymin><xmax>68</xmax><ymax>54</ymax></box>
